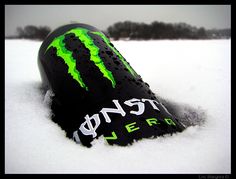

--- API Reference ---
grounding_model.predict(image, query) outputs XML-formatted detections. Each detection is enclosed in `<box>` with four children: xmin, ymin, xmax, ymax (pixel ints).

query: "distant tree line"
<box><xmin>205</xmin><ymin>28</ymin><xmax>231</xmax><ymax>39</ymax></box>
<box><xmin>5</xmin><ymin>22</ymin><xmax>230</xmax><ymax>41</ymax></box>
<box><xmin>5</xmin><ymin>25</ymin><xmax>51</xmax><ymax>40</ymax></box>
<box><xmin>106</xmin><ymin>21</ymin><xmax>231</xmax><ymax>40</ymax></box>
<box><xmin>16</xmin><ymin>25</ymin><xmax>51</xmax><ymax>40</ymax></box>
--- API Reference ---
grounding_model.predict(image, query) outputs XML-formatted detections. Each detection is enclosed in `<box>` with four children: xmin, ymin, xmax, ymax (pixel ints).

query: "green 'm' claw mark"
<box><xmin>45</xmin><ymin>28</ymin><xmax>117</xmax><ymax>90</ymax></box>
<box><xmin>92</xmin><ymin>31</ymin><xmax>137</xmax><ymax>77</ymax></box>
<box><xmin>46</xmin><ymin>35</ymin><xmax>88</xmax><ymax>91</ymax></box>
<box><xmin>67</xmin><ymin>28</ymin><xmax>116</xmax><ymax>88</ymax></box>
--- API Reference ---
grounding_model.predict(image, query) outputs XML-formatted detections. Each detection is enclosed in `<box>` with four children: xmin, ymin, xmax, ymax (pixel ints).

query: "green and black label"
<box><xmin>45</xmin><ymin>28</ymin><xmax>137</xmax><ymax>91</ymax></box>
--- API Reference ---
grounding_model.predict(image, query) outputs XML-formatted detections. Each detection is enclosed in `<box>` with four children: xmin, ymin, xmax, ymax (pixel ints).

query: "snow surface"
<box><xmin>5</xmin><ymin>39</ymin><xmax>231</xmax><ymax>174</ymax></box>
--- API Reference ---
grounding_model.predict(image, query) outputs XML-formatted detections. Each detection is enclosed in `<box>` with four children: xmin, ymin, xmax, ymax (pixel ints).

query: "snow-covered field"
<box><xmin>5</xmin><ymin>39</ymin><xmax>231</xmax><ymax>174</ymax></box>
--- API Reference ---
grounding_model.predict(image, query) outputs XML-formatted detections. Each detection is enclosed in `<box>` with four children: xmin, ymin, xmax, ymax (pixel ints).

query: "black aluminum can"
<box><xmin>38</xmin><ymin>23</ymin><xmax>185</xmax><ymax>147</ymax></box>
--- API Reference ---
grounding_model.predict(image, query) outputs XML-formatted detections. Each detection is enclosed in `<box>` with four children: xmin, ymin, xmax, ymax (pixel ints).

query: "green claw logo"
<box><xmin>45</xmin><ymin>28</ymin><xmax>137</xmax><ymax>91</ymax></box>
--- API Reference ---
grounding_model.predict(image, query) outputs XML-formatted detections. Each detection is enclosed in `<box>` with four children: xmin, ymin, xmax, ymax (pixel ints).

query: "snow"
<box><xmin>5</xmin><ymin>39</ymin><xmax>231</xmax><ymax>174</ymax></box>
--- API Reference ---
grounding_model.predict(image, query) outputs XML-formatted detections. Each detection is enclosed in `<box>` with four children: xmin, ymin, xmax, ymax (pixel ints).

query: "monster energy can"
<box><xmin>38</xmin><ymin>23</ymin><xmax>185</xmax><ymax>147</ymax></box>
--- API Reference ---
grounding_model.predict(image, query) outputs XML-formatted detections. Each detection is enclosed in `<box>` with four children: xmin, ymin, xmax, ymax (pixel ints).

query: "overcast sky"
<box><xmin>5</xmin><ymin>5</ymin><xmax>231</xmax><ymax>36</ymax></box>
